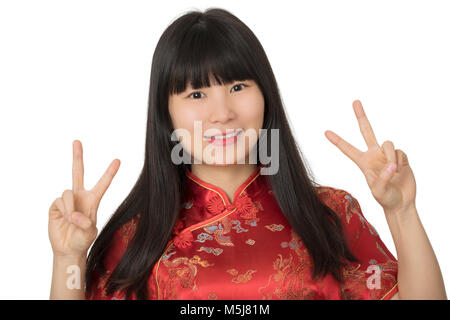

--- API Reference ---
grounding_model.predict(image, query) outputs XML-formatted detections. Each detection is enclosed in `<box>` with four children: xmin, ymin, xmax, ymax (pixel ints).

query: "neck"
<box><xmin>190</xmin><ymin>163</ymin><xmax>258</xmax><ymax>204</ymax></box>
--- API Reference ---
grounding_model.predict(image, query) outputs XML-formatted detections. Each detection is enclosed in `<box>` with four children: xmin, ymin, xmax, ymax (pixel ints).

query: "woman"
<box><xmin>48</xmin><ymin>8</ymin><xmax>446</xmax><ymax>300</ymax></box>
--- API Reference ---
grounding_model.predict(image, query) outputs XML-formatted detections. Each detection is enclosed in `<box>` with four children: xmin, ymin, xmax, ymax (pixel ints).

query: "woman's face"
<box><xmin>168</xmin><ymin>77</ymin><xmax>265</xmax><ymax>165</ymax></box>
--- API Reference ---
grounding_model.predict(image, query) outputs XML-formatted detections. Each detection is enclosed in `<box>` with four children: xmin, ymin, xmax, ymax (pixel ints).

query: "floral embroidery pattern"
<box><xmin>203</xmin><ymin>218</ymin><xmax>234</xmax><ymax>246</ymax></box>
<box><xmin>281</xmin><ymin>239</ymin><xmax>302</xmax><ymax>250</ymax></box>
<box><xmin>227</xmin><ymin>268</ymin><xmax>257</xmax><ymax>284</ymax></box>
<box><xmin>257</xmin><ymin>228</ymin><xmax>317</xmax><ymax>300</ymax></box>
<box><xmin>119</xmin><ymin>216</ymin><xmax>138</xmax><ymax>247</ymax></box>
<box><xmin>232</xmin><ymin>220</ymin><xmax>249</xmax><ymax>233</ymax></box>
<box><xmin>258</xmin><ymin>252</ymin><xmax>316</xmax><ymax>300</ymax></box>
<box><xmin>144</xmin><ymin>180</ymin><xmax>399</xmax><ymax>300</ymax></box>
<box><xmin>265</xmin><ymin>224</ymin><xmax>285</xmax><ymax>232</ymax></box>
<box><xmin>160</xmin><ymin>255</ymin><xmax>214</xmax><ymax>299</ymax></box>
<box><xmin>208</xmin><ymin>292</ymin><xmax>218</xmax><ymax>300</ymax></box>
<box><xmin>244</xmin><ymin>217</ymin><xmax>259</xmax><ymax>227</ymax></box>
<box><xmin>195</xmin><ymin>232</ymin><xmax>214</xmax><ymax>243</ymax></box>
<box><xmin>340</xmin><ymin>258</ymin><xmax>397</xmax><ymax>299</ymax></box>
<box><xmin>173</xmin><ymin>231</ymin><xmax>194</xmax><ymax>248</ymax></box>
<box><xmin>205</xmin><ymin>191</ymin><xmax>259</xmax><ymax>219</ymax></box>
<box><xmin>188</xmin><ymin>255</ymin><xmax>214</xmax><ymax>267</ymax></box>
<box><xmin>197</xmin><ymin>246</ymin><xmax>223</xmax><ymax>256</ymax></box>
<box><xmin>245</xmin><ymin>238</ymin><xmax>255</xmax><ymax>245</ymax></box>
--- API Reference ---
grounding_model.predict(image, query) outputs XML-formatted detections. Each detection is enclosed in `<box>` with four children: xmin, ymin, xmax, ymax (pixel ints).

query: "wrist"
<box><xmin>383</xmin><ymin>203</ymin><xmax>419</xmax><ymax>235</ymax></box>
<box><xmin>53</xmin><ymin>252</ymin><xmax>87</xmax><ymax>264</ymax></box>
<box><xmin>384</xmin><ymin>203</ymin><xmax>417</xmax><ymax>219</ymax></box>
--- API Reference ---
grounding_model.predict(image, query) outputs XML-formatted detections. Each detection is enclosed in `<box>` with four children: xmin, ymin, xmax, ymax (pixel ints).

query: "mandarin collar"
<box><xmin>184</xmin><ymin>164</ymin><xmax>265</xmax><ymax>207</ymax></box>
<box><xmin>172</xmin><ymin>165</ymin><xmax>268</xmax><ymax>249</ymax></box>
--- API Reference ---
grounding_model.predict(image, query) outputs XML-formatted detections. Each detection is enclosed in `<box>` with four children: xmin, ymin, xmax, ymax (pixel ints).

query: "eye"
<box><xmin>187</xmin><ymin>83</ymin><xmax>247</xmax><ymax>99</ymax></box>
<box><xmin>231</xmin><ymin>83</ymin><xmax>247</xmax><ymax>92</ymax></box>
<box><xmin>187</xmin><ymin>91</ymin><xmax>205</xmax><ymax>99</ymax></box>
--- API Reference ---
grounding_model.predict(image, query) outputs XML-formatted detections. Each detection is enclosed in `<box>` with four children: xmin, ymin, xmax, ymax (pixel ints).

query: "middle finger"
<box><xmin>353</xmin><ymin>100</ymin><xmax>379</xmax><ymax>148</ymax></box>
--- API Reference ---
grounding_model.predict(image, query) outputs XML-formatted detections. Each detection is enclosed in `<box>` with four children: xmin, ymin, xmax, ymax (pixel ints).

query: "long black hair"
<box><xmin>85</xmin><ymin>7</ymin><xmax>359</xmax><ymax>300</ymax></box>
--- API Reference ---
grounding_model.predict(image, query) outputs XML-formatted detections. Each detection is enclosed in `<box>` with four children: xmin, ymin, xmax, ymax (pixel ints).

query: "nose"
<box><xmin>207</xmin><ymin>95</ymin><xmax>237</xmax><ymax>124</ymax></box>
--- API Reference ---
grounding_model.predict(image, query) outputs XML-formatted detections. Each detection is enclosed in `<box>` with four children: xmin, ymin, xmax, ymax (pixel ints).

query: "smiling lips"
<box><xmin>204</xmin><ymin>129</ymin><xmax>243</xmax><ymax>146</ymax></box>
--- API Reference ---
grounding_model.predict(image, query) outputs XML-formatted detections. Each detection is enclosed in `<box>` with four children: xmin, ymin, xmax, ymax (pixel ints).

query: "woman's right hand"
<box><xmin>48</xmin><ymin>140</ymin><xmax>120</xmax><ymax>258</ymax></box>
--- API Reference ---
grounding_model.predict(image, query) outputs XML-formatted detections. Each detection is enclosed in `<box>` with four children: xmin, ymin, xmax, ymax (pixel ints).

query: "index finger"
<box><xmin>353</xmin><ymin>100</ymin><xmax>379</xmax><ymax>148</ymax></box>
<box><xmin>72</xmin><ymin>140</ymin><xmax>85</xmax><ymax>191</ymax></box>
<box><xmin>325</xmin><ymin>130</ymin><xmax>363</xmax><ymax>166</ymax></box>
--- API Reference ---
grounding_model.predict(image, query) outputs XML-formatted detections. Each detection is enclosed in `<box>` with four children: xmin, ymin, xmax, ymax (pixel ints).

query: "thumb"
<box><xmin>70</xmin><ymin>211</ymin><xmax>94</xmax><ymax>230</ymax></box>
<box><xmin>374</xmin><ymin>162</ymin><xmax>397</xmax><ymax>193</ymax></box>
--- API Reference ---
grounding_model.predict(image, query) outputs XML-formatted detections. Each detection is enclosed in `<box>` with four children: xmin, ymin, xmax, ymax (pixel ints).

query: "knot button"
<box><xmin>226</xmin><ymin>204</ymin><xmax>235</xmax><ymax>211</ymax></box>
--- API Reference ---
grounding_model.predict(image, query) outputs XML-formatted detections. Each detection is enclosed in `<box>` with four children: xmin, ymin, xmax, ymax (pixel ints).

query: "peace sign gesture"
<box><xmin>48</xmin><ymin>140</ymin><xmax>120</xmax><ymax>257</ymax></box>
<box><xmin>325</xmin><ymin>100</ymin><xmax>416</xmax><ymax>214</ymax></box>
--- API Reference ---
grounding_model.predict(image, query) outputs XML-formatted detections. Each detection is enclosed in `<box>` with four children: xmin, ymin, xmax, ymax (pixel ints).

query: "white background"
<box><xmin>0</xmin><ymin>0</ymin><xmax>449</xmax><ymax>299</ymax></box>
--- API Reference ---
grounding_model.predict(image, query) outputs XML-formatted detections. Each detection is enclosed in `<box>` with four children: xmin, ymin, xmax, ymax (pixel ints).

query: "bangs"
<box><xmin>167</xmin><ymin>19</ymin><xmax>257</xmax><ymax>95</ymax></box>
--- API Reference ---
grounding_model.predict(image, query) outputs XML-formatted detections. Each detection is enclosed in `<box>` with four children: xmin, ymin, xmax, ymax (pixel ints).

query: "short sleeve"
<box><xmin>336</xmin><ymin>190</ymin><xmax>399</xmax><ymax>300</ymax></box>
<box><xmin>85</xmin><ymin>217</ymin><xmax>139</xmax><ymax>300</ymax></box>
<box><xmin>85</xmin><ymin>267</ymin><xmax>127</xmax><ymax>300</ymax></box>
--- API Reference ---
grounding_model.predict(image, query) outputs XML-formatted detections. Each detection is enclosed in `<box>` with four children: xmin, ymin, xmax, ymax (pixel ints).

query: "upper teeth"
<box><xmin>205</xmin><ymin>130</ymin><xmax>242</xmax><ymax>139</ymax></box>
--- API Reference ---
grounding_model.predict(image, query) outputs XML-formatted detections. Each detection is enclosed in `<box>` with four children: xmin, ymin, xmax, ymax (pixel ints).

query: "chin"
<box><xmin>192</xmin><ymin>155</ymin><xmax>250</xmax><ymax>166</ymax></box>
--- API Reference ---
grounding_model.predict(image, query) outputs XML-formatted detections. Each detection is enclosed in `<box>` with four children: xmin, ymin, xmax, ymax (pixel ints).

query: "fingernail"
<box><xmin>386</xmin><ymin>163</ymin><xmax>396</xmax><ymax>173</ymax></box>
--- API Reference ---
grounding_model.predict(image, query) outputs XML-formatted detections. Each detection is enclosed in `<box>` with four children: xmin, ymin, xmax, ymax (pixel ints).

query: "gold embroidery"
<box><xmin>197</xmin><ymin>246</ymin><xmax>223</xmax><ymax>256</ymax></box>
<box><xmin>380</xmin><ymin>282</ymin><xmax>398</xmax><ymax>300</ymax></box>
<box><xmin>258</xmin><ymin>229</ymin><xmax>317</xmax><ymax>300</ymax></box>
<box><xmin>245</xmin><ymin>238</ymin><xmax>255</xmax><ymax>245</ymax></box>
<box><xmin>264</xmin><ymin>224</ymin><xmax>285</xmax><ymax>232</ymax></box>
<box><xmin>160</xmin><ymin>254</ymin><xmax>214</xmax><ymax>299</ymax></box>
<box><xmin>253</xmin><ymin>200</ymin><xmax>264</xmax><ymax>211</ymax></box>
<box><xmin>227</xmin><ymin>268</ymin><xmax>239</xmax><ymax>276</ymax></box>
<box><xmin>189</xmin><ymin>255</ymin><xmax>214</xmax><ymax>267</ymax></box>
<box><xmin>208</xmin><ymin>292</ymin><xmax>218</xmax><ymax>300</ymax></box>
<box><xmin>340</xmin><ymin>259</ymin><xmax>398</xmax><ymax>299</ymax></box>
<box><xmin>119</xmin><ymin>217</ymin><xmax>138</xmax><ymax>247</ymax></box>
<box><xmin>227</xmin><ymin>269</ymin><xmax>257</xmax><ymax>284</ymax></box>
<box><xmin>203</xmin><ymin>217</ymin><xmax>234</xmax><ymax>246</ymax></box>
<box><xmin>155</xmin><ymin>241</ymin><xmax>175</xmax><ymax>299</ymax></box>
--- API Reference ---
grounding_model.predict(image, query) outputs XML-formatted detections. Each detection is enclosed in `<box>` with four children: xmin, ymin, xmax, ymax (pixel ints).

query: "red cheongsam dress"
<box><xmin>86</xmin><ymin>165</ymin><xmax>399</xmax><ymax>300</ymax></box>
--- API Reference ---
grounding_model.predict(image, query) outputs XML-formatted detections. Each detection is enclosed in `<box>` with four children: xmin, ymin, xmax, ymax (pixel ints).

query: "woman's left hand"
<box><xmin>324</xmin><ymin>100</ymin><xmax>417</xmax><ymax>214</ymax></box>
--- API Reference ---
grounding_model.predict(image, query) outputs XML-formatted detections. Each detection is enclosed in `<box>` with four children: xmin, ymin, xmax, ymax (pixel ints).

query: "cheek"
<box><xmin>170</xmin><ymin>106</ymin><xmax>199</xmax><ymax>133</ymax></box>
<box><xmin>237</xmin><ymin>93</ymin><xmax>264</xmax><ymax>128</ymax></box>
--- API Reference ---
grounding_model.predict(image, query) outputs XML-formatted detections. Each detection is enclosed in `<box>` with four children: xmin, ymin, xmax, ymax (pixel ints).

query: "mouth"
<box><xmin>203</xmin><ymin>129</ymin><xmax>243</xmax><ymax>146</ymax></box>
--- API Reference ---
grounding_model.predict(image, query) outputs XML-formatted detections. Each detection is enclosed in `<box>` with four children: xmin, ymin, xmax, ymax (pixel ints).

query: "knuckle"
<box><xmin>85</xmin><ymin>218</ymin><xmax>92</xmax><ymax>228</ymax></box>
<box><xmin>55</xmin><ymin>197</ymin><xmax>63</xmax><ymax>206</ymax></box>
<box><xmin>62</xmin><ymin>189</ymin><xmax>72</xmax><ymax>197</ymax></box>
<box><xmin>89</xmin><ymin>226</ymin><xmax>98</xmax><ymax>240</ymax></box>
<box><xmin>382</xmin><ymin>140</ymin><xmax>394</xmax><ymax>147</ymax></box>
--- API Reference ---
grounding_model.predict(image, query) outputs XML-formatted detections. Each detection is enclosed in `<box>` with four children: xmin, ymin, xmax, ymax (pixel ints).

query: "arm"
<box><xmin>325</xmin><ymin>100</ymin><xmax>447</xmax><ymax>300</ymax></box>
<box><xmin>384</xmin><ymin>205</ymin><xmax>447</xmax><ymax>300</ymax></box>
<box><xmin>50</xmin><ymin>254</ymin><xmax>86</xmax><ymax>300</ymax></box>
<box><xmin>48</xmin><ymin>140</ymin><xmax>120</xmax><ymax>299</ymax></box>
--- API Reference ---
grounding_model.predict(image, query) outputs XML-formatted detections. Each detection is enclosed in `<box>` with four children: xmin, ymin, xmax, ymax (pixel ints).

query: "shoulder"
<box><xmin>315</xmin><ymin>186</ymin><xmax>370</xmax><ymax>233</ymax></box>
<box><xmin>315</xmin><ymin>185</ymin><xmax>355</xmax><ymax>214</ymax></box>
<box><xmin>86</xmin><ymin>215</ymin><xmax>140</xmax><ymax>300</ymax></box>
<box><xmin>103</xmin><ymin>215</ymin><xmax>140</xmax><ymax>270</ymax></box>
